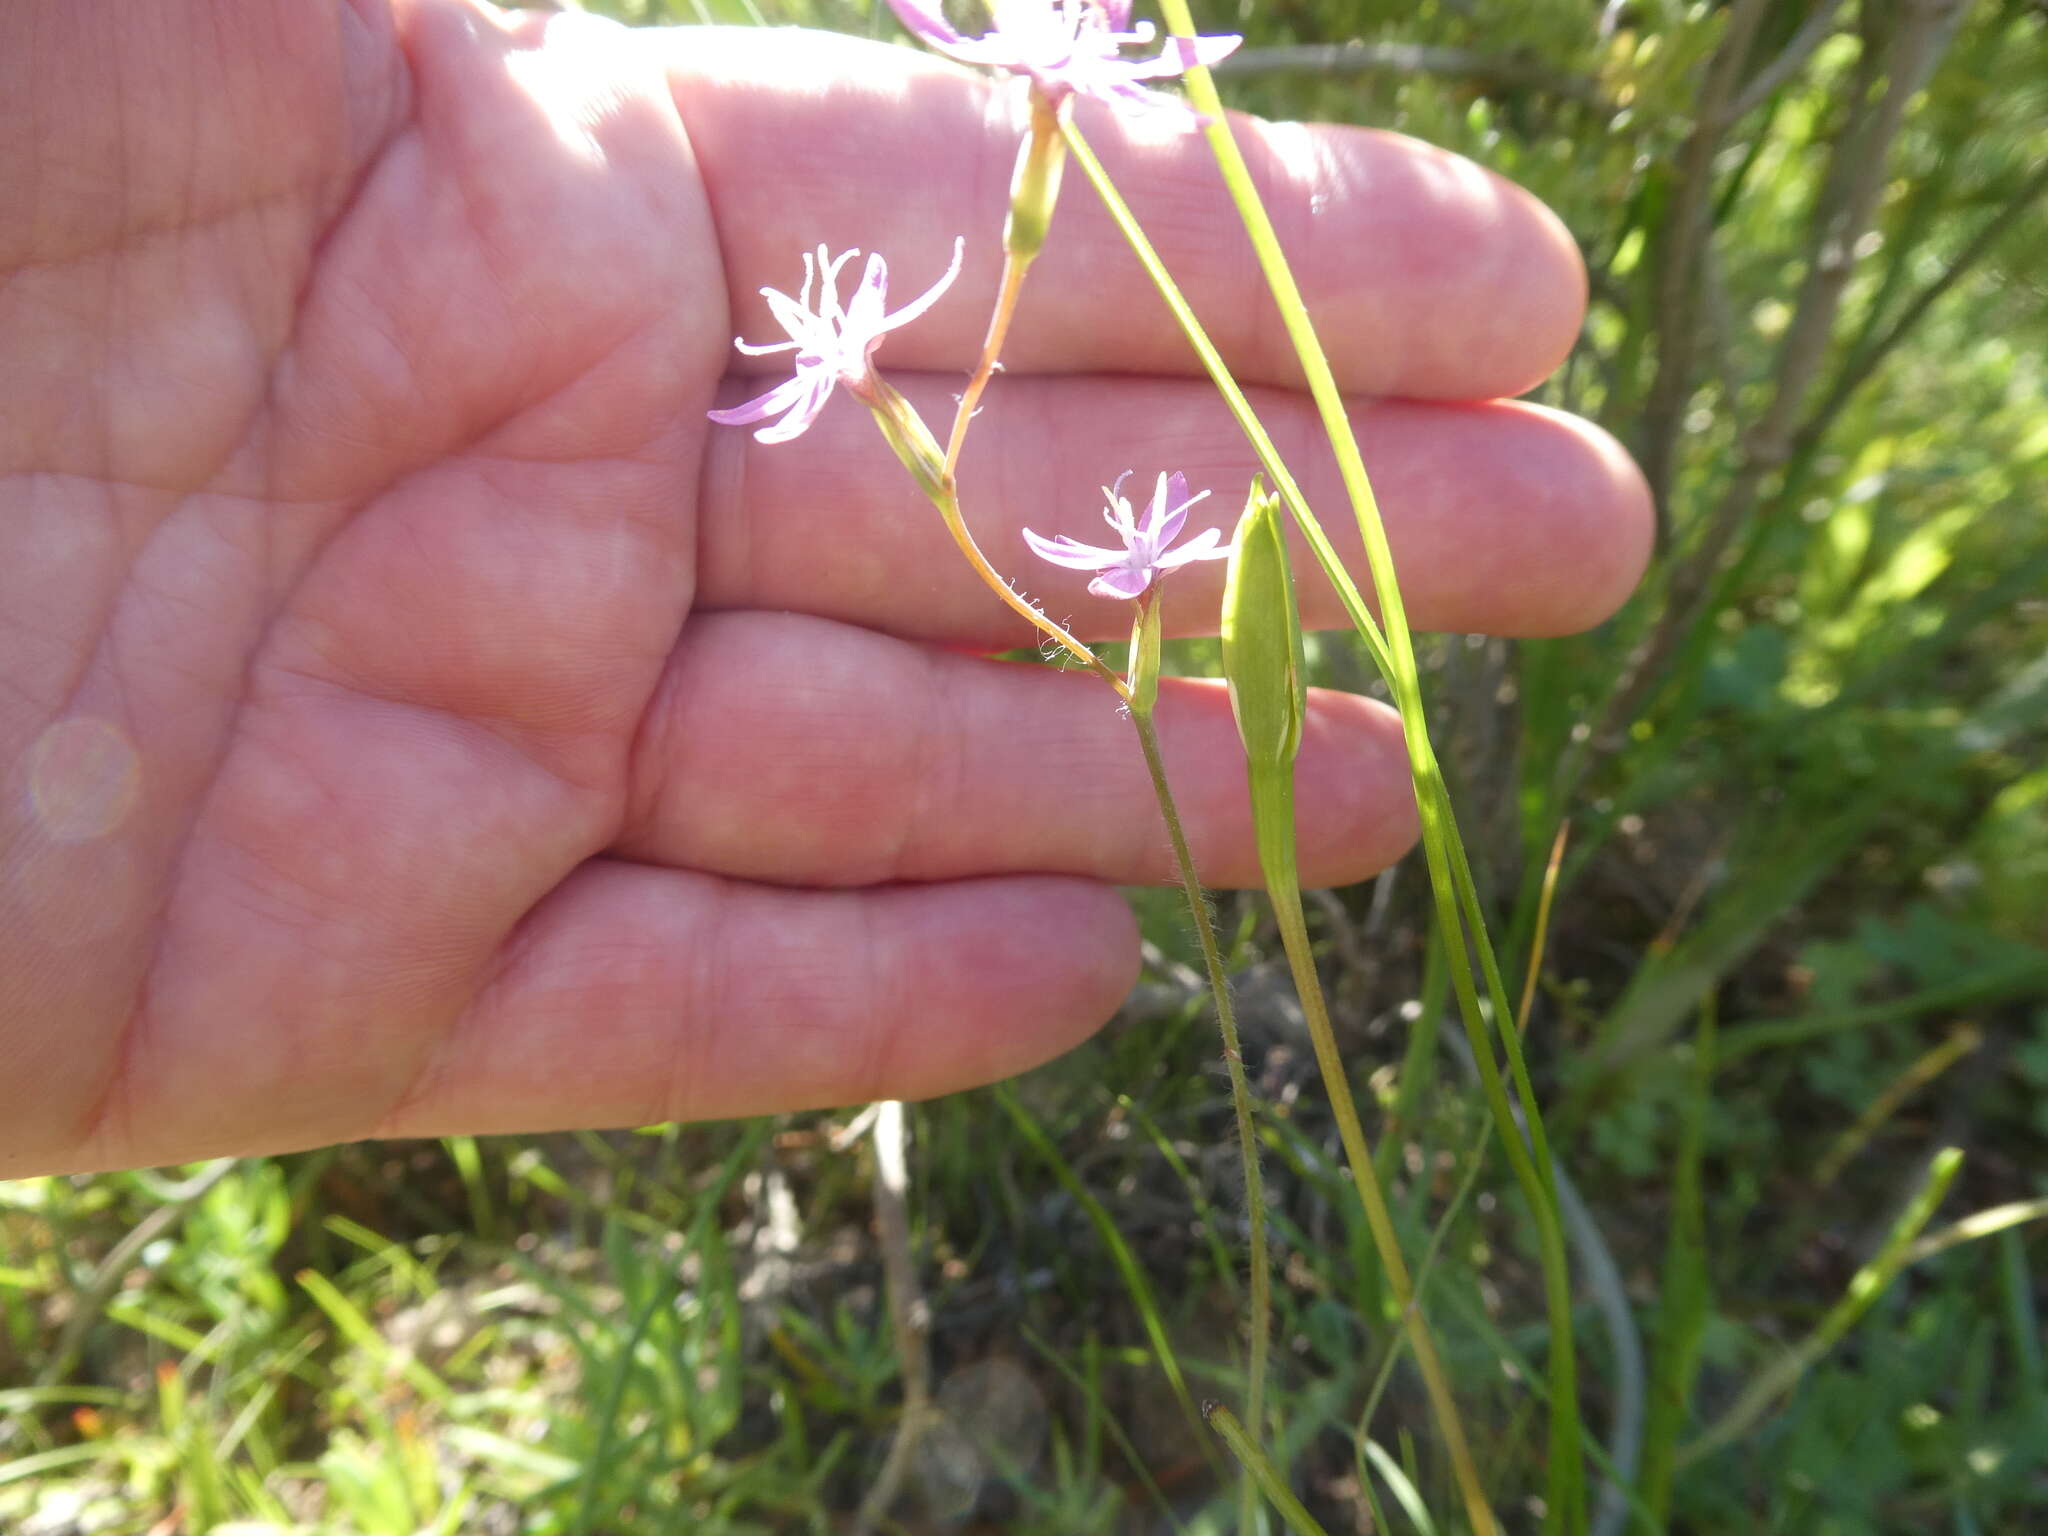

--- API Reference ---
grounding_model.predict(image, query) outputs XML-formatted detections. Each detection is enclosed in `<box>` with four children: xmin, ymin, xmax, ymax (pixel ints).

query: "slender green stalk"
<box><xmin>1361</xmin><ymin>812</ymin><xmax>1573</xmax><ymax>1513</ymax></box>
<box><xmin>1249</xmin><ymin>759</ymin><xmax>1497</xmax><ymax>1536</ymax></box>
<box><xmin>1127</xmin><ymin>686</ymin><xmax>1271</xmax><ymax>1533</ymax></box>
<box><xmin>996</xmin><ymin>1085</ymin><xmax>1210</xmax><ymax>1452</ymax></box>
<box><xmin>944</xmin><ymin>92</ymin><xmax>1065</xmax><ymax>476</ymax></box>
<box><xmin>946</xmin><ymin>248</ymin><xmax>1030</xmax><ymax>477</ymax></box>
<box><xmin>1137</xmin><ymin>15</ymin><xmax>1587</xmax><ymax>1521</ymax></box>
<box><xmin>1057</xmin><ymin>122</ymin><xmax>1394</xmax><ymax>683</ymax></box>
<box><xmin>863</xmin><ymin>378</ymin><xmax>1126</xmax><ymax>700</ymax></box>
<box><xmin>1678</xmin><ymin>1147</ymin><xmax>1965</xmax><ymax>1465</ymax></box>
<box><xmin>913</xmin><ymin>254</ymin><xmax>1274</xmax><ymax>1523</ymax></box>
<box><xmin>1206</xmin><ymin>1402</ymin><xmax>1334</xmax><ymax>1536</ymax></box>
<box><xmin>1633</xmin><ymin>999</ymin><xmax>1714</xmax><ymax>1532</ymax></box>
<box><xmin>1218</xmin><ymin>480</ymin><xmax>1476</xmax><ymax>1521</ymax></box>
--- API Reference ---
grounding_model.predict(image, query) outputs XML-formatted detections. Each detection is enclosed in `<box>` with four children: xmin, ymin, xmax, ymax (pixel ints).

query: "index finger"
<box><xmin>666</xmin><ymin>26</ymin><xmax>1585</xmax><ymax>402</ymax></box>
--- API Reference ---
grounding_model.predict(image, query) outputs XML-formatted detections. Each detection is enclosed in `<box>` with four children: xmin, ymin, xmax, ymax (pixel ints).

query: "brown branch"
<box><xmin>1794</xmin><ymin>155</ymin><xmax>2048</xmax><ymax>455</ymax></box>
<box><xmin>1585</xmin><ymin>0</ymin><xmax>1970</xmax><ymax>774</ymax></box>
<box><xmin>853</xmin><ymin>1100</ymin><xmax>936</xmax><ymax>1536</ymax></box>
<box><xmin>1634</xmin><ymin>0</ymin><xmax>1774</xmax><ymax>521</ymax></box>
<box><xmin>1725</xmin><ymin>0</ymin><xmax>1852</xmax><ymax>122</ymax></box>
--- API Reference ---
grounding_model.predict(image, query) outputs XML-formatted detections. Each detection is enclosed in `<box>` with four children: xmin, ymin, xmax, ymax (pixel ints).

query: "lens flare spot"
<box><xmin>27</xmin><ymin>717</ymin><xmax>141</xmax><ymax>843</ymax></box>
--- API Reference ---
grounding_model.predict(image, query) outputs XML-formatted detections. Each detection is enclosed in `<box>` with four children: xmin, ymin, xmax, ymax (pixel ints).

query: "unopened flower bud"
<box><xmin>1221</xmin><ymin>479</ymin><xmax>1305</xmax><ymax>774</ymax></box>
<box><xmin>1127</xmin><ymin>589</ymin><xmax>1162</xmax><ymax>717</ymax></box>
<box><xmin>1004</xmin><ymin>93</ymin><xmax>1068</xmax><ymax>264</ymax></box>
<box><xmin>864</xmin><ymin>379</ymin><xmax>948</xmax><ymax>504</ymax></box>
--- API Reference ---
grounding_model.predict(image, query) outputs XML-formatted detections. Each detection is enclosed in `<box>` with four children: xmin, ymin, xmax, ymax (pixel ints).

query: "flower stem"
<box><xmin>936</xmin><ymin>472</ymin><xmax>1127</xmax><ymax>699</ymax></box>
<box><xmin>1248</xmin><ymin>762</ymin><xmax>1498</xmax><ymax>1536</ymax></box>
<box><xmin>878</xmin><ymin>313</ymin><xmax>1272</xmax><ymax>1525</ymax></box>
<box><xmin>1205</xmin><ymin>1403</ymin><xmax>1332</xmax><ymax>1536</ymax></box>
<box><xmin>1128</xmin><ymin>684</ymin><xmax>1271</xmax><ymax>1533</ymax></box>
<box><xmin>1143</xmin><ymin>12</ymin><xmax>1588</xmax><ymax>1523</ymax></box>
<box><xmin>944</xmin><ymin>252</ymin><xmax>1029</xmax><ymax>477</ymax></box>
<box><xmin>945</xmin><ymin>93</ymin><xmax>1065</xmax><ymax>477</ymax></box>
<box><xmin>865</xmin><ymin>378</ymin><xmax>1129</xmax><ymax>700</ymax></box>
<box><xmin>1063</xmin><ymin>109</ymin><xmax>1504</xmax><ymax>1534</ymax></box>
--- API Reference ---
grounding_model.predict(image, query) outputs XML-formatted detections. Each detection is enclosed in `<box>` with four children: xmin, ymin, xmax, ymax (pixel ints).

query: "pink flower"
<box><xmin>708</xmin><ymin>240</ymin><xmax>965</xmax><ymax>445</ymax></box>
<box><xmin>886</xmin><ymin>0</ymin><xmax>1239</xmax><ymax>115</ymax></box>
<box><xmin>1024</xmin><ymin>471</ymin><xmax>1230</xmax><ymax>600</ymax></box>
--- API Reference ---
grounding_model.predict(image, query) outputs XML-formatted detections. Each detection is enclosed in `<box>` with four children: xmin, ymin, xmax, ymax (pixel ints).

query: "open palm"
<box><xmin>1</xmin><ymin>0</ymin><xmax>1649</xmax><ymax>1176</ymax></box>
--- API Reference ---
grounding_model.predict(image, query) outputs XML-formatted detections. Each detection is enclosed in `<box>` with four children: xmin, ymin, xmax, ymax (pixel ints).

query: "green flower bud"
<box><xmin>1127</xmin><ymin>589</ymin><xmax>1163</xmax><ymax>718</ymax></box>
<box><xmin>1220</xmin><ymin>479</ymin><xmax>1306</xmax><ymax>774</ymax></box>
<box><xmin>863</xmin><ymin>378</ymin><xmax>948</xmax><ymax>505</ymax></box>
<box><xmin>1003</xmin><ymin>95</ymin><xmax>1068</xmax><ymax>264</ymax></box>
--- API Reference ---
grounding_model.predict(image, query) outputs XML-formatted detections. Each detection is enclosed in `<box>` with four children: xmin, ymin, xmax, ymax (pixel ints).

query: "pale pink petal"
<box><xmin>750</xmin><ymin>377</ymin><xmax>837</xmax><ymax>444</ymax></box>
<box><xmin>762</xmin><ymin>286</ymin><xmax>822</xmax><ymax>344</ymax></box>
<box><xmin>879</xmin><ymin>237</ymin><xmax>966</xmax><ymax>335</ymax></box>
<box><xmin>1088</xmin><ymin>563</ymin><xmax>1154</xmax><ymax>600</ymax></box>
<box><xmin>844</xmin><ymin>253</ymin><xmax>892</xmax><ymax>343</ymax></box>
<box><xmin>707</xmin><ymin>372</ymin><xmax>815</xmax><ymax>428</ymax></box>
<box><xmin>1151</xmin><ymin>476</ymin><xmax>1209</xmax><ymax>546</ymax></box>
<box><xmin>1119</xmin><ymin>31</ymin><xmax>1239</xmax><ymax>81</ymax></box>
<box><xmin>1155</xmin><ymin>527</ymin><xmax>1229</xmax><ymax>567</ymax></box>
<box><xmin>1023</xmin><ymin>527</ymin><xmax>1125</xmax><ymax>570</ymax></box>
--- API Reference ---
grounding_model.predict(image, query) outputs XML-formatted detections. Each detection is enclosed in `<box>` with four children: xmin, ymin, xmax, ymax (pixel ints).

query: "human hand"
<box><xmin>0</xmin><ymin>0</ymin><xmax>1649</xmax><ymax>1176</ymax></box>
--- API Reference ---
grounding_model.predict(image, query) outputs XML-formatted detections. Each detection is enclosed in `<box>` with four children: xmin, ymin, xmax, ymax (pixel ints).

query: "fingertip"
<box><xmin>1555</xmin><ymin>408</ymin><xmax>1655</xmax><ymax>626</ymax></box>
<box><xmin>1503</xmin><ymin>179</ymin><xmax>1590</xmax><ymax>397</ymax></box>
<box><xmin>1285</xmin><ymin>125</ymin><xmax>1589</xmax><ymax>400</ymax></box>
<box><xmin>932</xmin><ymin>876</ymin><xmax>1140</xmax><ymax>1072</ymax></box>
<box><xmin>1465</xmin><ymin>402</ymin><xmax>1652</xmax><ymax>632</ymax></box>
<box><xmin>1352</xmin><ymin>398</ymin><xmax>1652</xmax><ymax>638</ymax></box>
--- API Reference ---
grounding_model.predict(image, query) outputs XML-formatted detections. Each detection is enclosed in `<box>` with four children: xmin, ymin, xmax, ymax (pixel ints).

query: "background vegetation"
<box><xmin>5</xmin><ymin>0</ymin><xmax>2044</xmax><ymax>1530</ymax></box>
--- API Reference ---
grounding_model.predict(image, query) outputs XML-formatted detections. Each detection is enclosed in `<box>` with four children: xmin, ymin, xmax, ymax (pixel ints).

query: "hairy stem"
<box><xmin>1153</xmin><ymin>5</ymin><xmax>1586</xmax><ymax>1521</ymax></box>
<box><xmin>1128</xmin><ymin>698</ymin><xmax>1271</xmax><ymax>1532</ymax></box>
<box><xmin>1250</xmin><ymin>763</ymin><xmax>1498</xmax><ymax>1536</ymax></box>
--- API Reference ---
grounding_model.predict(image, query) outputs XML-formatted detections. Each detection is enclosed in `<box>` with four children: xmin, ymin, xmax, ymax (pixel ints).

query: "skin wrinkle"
<box><xmin>11</xmin><ymin>18</ymin><xmax>418</xmax><ymax>1185</ymax></box>
<box><xmin>891</xmin><ymin>640</ymin><xmax>971</xmax><ymax>883</ymax></box>
<box><xmin>0</xmin><ymin>480</ymin><xmax>127</xmax><ymax>728</ymax></box>
<box><xmin>613</xmin><ymin>615</ymin><xmax>1374</xmax><ymax>892</ymax></box>
<box><xmin>684</xmin><ymin>876</ymin><xmax>749</xmax><ymax>1130</ymax></box>
<box><xmin>658</xmin><ymin>44</ymin><xmax>754</xmax><ymax>382</ymax></box>
<box><xmin>81</xmin><ymin>512</ymin><xmax>617</xmax><ymax>1159</ymax></box>
<box><xmin>62</xmin><ymin>488</ymin><xmax>313</xmax><ymax>1160</ymax></box>
<box><xmin>698</xmin><ymin>397</ymin><xmax>754</xmax><ymax>623</ymax></box>
<box><xmin>1</xmin><ymin>13</ymin><xmax>364</xmax><ymax>275</ymax></box>
<box><xmin>619</xmin><ymin>633</ymin><xmax>690</xmax><ymax>860</ymax></box>
<box><xmin>84</xmin><ymin>686</ymin><xmax>438</xmax><ymax>1162</ymax></box>
<box><xmin>366</xmin><ymin>868</ymin><xmax>542</xmax><ymax>1143</ymax></box>
<box><xmin>851</xmin><ymin>894</ymin><xmax>896</xmax><ymax>1108</ymax></box>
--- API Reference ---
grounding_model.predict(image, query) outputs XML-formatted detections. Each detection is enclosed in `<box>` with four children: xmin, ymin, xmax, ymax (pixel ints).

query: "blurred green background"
<box><xmin>5</xmin><ymin>1</ymin><xmax>2044</xmax><ymax>1531</ymax></box>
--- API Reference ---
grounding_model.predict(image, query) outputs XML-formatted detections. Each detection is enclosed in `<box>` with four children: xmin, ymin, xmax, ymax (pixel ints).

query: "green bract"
<box><xmin>1003</xmin><ymin>97</ymin><xmax>1067</xmax><ymax>264</ymax></box>
<box><xmin>1220</xmin><ymin>479</ymin><xmax>1306</xmax><ymax>774</ymax></box>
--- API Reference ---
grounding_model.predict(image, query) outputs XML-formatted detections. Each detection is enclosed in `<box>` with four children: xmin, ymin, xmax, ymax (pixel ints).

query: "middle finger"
<box><xmin>618</xmin><ymin>609</ymin><xmax>1418</xmax><ymax>890</ymax></box>
<box><xmin>696</xmin><ymin>372</ymin><xmax>1651</xmax><ymax>647</ymax></box>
